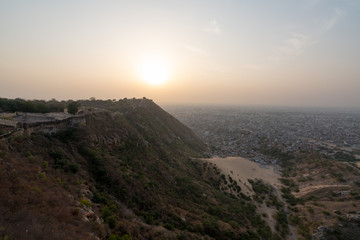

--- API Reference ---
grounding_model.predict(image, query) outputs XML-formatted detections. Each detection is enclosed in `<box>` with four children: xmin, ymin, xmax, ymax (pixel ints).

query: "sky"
<box><xmin>0</xmin><ymin>0</ymin><xmax>359</xmax><ymax>108</ymax></box>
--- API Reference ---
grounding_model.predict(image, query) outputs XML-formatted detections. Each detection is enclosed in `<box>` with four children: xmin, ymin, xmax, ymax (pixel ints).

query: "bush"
<box><xmin>203</xmin><ymin>218</ymin><xmax>220</xmax><ymax>238</ymax></box>
<box><xmin>67</xmin><ymin>162</ymin><xmax>79</xmax><ymax>173</ymax></box>
<box><xmin>102</xmin><ymin>206</ymin><xmax>113</xmax><ymax>220</ymax></box>
<box><xmin>307</xmin><ymin>207</ymin><xmax>314</xmax><ymax>214</ymax></box>
<box><xmin>49</xmin><ymin>150</ymin><xmax>79</xmax><ymax>173</ymax></box>
<box><xmin>108</xmin><ymin>234</ymin><xmax>132</xmax><ymax>240</ymax></box>
<box><xmin>322</xmin><ymin>210</ymin><xmax>330</xmax><ymax>216</ymax></box>
<box><xmin>67</xmin><ymin>101</ymin><xmax>79</xmax><ymax>114</ymax></box>
<box><xmin>297</xmin><ymin>223</ymin><xmax>311</xmax><ymax>240</ymax></box>
<box><xmin>163</xmin><ymin>222</ymin><xmax>175</xmax><ymax>230</ymax></box>
<box><xmin>289</xmin><ymin>215</ymin><xmax>300</xmax><ymax>225</ymax></box>
<box><xmin>71</xmin><ymin>208</ymin><xmax>80</xmax><ymax>216</ymax></box>
<box><xmin>49</xmin><ymin>150</ymin><xmax>65</xmax><ymax>161</ymax></box>
<box><xmin>80</xmin><ymin>199</ymin><xmax>92</xmax><ymax>207</ymax></box>
<box><xmin>0</xmin><ymin>97</ymin><xmax>64</xmax><ymax>113</ymax></box>
<box><xmin>92</xmin><ymin>192</ymin><xmax>108</xmax><ymax>204</ymax></box>
<box><xmin>106</xmin><ymin>216</ymin><xmax>117</xmax><ymax>229</ymax></box>
<box><xmin>0</xmin><ymin>151</ymin><xmax>6</xmax><ymax>158</ymax></box>
<box><xmin>53</xmin><ymin>127</ymin><xmax>78</xmax><ymax>142</ymax></box>
<box><xmin>275</xmin><ymin>210</ymin><xmax>289</xmax><ymax>236</ymax></box>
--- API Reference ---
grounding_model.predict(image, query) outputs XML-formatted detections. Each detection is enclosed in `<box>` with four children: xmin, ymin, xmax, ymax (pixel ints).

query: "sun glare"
<box><xmin>138</xmin><ymin>55</ymin><xmax>171</xmax><ymax>86</ymax></box>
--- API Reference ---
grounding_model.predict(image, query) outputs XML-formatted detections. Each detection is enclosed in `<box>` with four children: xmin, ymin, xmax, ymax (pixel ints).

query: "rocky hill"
<box><xmin>0</xmin><ymin>99</ymin><xmax>277</xmax><ymax>240</ymax></box>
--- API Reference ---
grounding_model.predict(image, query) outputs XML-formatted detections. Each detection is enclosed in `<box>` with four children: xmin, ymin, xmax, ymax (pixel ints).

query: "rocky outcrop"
<box><xmin>313</xmin><ymin>216</ymin><xmax>360</xmax><ymax>240</ymax></box>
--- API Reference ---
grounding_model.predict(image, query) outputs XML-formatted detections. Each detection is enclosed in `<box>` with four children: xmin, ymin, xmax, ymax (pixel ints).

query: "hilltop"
<box><xmin>0</xmin><ymin>98</ymin><xmax>280</xmax><ymax>240</ymax></box>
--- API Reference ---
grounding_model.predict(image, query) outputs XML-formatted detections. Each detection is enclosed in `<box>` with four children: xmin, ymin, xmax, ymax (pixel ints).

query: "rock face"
<box><xmin>313</xmin><ymin>217</ymin><xmax>360</xmax><ymax>240</ymax></box>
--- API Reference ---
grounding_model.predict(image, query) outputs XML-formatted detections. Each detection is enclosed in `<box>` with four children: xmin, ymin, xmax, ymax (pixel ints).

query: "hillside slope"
<box><xmin>0</xmin><ymin>99</ymin><xmax>275</xmax><ymax>240</ymax></box>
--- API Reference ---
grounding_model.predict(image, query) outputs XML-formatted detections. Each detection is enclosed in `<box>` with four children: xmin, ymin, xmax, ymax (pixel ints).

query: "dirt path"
<box><xmin>273</xmin><ymin>188</ymin><xmax>298</xmax><ymax>240</ymax></box>
<box><xmin>294</xmin><ymin>184</ymin><xmax>349</xmax><ymax>198</ymax></box>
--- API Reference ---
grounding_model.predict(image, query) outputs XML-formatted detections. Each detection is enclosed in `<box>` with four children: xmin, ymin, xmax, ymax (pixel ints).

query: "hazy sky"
<box><xmin>1</xmin><ymin>0</ymin><xmax>359</xmax><ymax>107</ymax></box>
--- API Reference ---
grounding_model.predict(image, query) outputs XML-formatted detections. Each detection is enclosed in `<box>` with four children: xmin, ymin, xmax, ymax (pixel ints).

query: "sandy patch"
<box><xmin>201</xmin><ymin>157</ymin><xmax>280</xmax><ymax>194</ymax></box>
<box><xmin>202</xmin><ymin>157</ymin><xmax>284</xmax><ymax>233</ymax></box>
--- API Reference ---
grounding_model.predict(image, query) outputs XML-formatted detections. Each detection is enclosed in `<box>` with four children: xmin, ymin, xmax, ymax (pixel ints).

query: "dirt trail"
<box><xmin>294</xmin><ymin>184</ymin><xmax>349</xmax><ymax>198</ymax></box>
<box><xmin>273</xmin><ymin>188</ymin><xmax>297</xmax><ymax>240</ymax></box>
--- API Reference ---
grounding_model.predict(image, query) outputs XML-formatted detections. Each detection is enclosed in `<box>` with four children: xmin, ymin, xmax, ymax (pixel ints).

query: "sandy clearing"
<box><xmin>201</xmin><ymin>157</ymin><xmax>291</xmax><ymax>235</ymax></box>
<box><xmin>201</xmin><ymin>157</ymin><xmax>281</xmax><ymax>194</ymax></box>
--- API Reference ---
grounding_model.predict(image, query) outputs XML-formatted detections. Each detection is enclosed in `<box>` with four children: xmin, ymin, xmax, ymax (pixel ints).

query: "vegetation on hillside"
<box><xmin>0</xmin><ymin>98</ymin><xmax>65</xmax><ymax>113</ymax></box>
<box><xmin>0</xmin><ymin>99</ymin><xmax>281</xmax><ymax>240</ymax></box>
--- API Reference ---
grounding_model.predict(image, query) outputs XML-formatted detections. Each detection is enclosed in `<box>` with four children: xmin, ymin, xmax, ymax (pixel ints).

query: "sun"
<box><xmin>138</xmin><ymin>54</ymin><xmax>171</xmax><ymax>86</ymax></box>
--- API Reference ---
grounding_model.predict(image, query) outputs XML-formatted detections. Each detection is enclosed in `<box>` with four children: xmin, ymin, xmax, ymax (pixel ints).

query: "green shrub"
<box><xmin>102</xmin><ymin>206</ymin><xmax>113</xmax><ymax>220</ymax></box>
<box><xmin>38</xmin><ymin>172</ymin><xmax>47</xmax><ymax>181</ymax></box>
<box><xmin>307</xmin><ymin>207</ymin><xmax>314</xmax><ymax>214</ymax></box>
<box><xmin>106</xmin><ymin>216</ymin><xmax>117</xmax><ymax>229</ymax></box>
<box><xmin>297</xmin><ymin>223</ymin><xmax>311</xmax><ymax>240</ymax></box>
<box><xmin>49</xmin><ymin>150</ymin><xmax>65</xmax><ymax>161</ymax></box>
<box><xmin>80</xmin><ymin>199</ymin><xmax>92</xmax><ymax>207</ymax></box>
<box><xmin>92</xmin><ymin>192</ymin><xmax>108</xmax><ymax>204</ymax></box>
<box><xmin>24</xmin><ymin>151</ymin><xmax>32</xmax><ymax>158</ymax></box>
<box><xmin>42</xmin><ymin>161</ymin><xmax>48</xmax><ymax>169</ymax></box>
<box><xmin>289</xmin><ymin>215</ymin><xmax>300</xmax><ymax>225</ymax></box>
<box><xmin>0</xmin><ymin>235</ymin><xmax>9</xmax><ymax>240</ymax></box>
<box><xmin>322</xmin><ymin>210</ymin><xmax>330</xmax><ymax>216</ymax></box>
<box><xmin>163</xmin><ymin>222</ymin><xmax>175</xmax><ymax>230</ymax></box>
<box><xmin>203</xmin><ymin>218</ymin><xmax>220</xmax><ymax>238</ymax></box>
<box><xmin>107</xmin><ymin>234</ymin><xmax>132</xmax><ymax>240</ymax></box>
<box><xmin>67</xmin><ymin>101</ymin><xmax>79</xmax><ymax>114</ymax></box>
<box><xmin>67</xmin><ymin>162</ymin><xmax>79</xmax><ymax>173</ymax></box>
<box><xmin>71</xmin><ymin>208</ymin><xmax>80</xmax><ymax>216</ymax></box>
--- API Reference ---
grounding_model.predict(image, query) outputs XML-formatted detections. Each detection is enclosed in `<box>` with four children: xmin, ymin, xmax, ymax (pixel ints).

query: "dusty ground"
<box><xmin>202</xmin><ymin>155</ymin><xmax>360</xmax><ymax>240</ymax></box>
<box><xmin>201</xmin><ymin>157</ymin><xmax>280</xmax><ymax>195</ymax></box>
<box><xmin>201</xmin><ymin>157</ymin><xmax>286</xmax><ymax>235</ymax></box>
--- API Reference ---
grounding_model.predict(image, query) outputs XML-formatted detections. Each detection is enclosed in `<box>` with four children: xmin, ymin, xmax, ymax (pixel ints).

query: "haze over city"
<box><xmin>1</xmin><ymin>0</ymin><xmax>359</xmax><ymax>108</ymax></box>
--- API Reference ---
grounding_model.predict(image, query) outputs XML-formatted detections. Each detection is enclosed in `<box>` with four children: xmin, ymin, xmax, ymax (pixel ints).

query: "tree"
<box><xmin>67</xmin><ymin>101</ymin><xmax>79</xmax><ymax>114</ymax></box>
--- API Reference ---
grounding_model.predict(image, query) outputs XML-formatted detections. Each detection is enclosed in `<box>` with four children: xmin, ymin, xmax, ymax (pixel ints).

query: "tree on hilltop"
<box><xmin>67</xmin><ymin>101</ymin><xmax>79</xmax><ymax>114</ymax></box>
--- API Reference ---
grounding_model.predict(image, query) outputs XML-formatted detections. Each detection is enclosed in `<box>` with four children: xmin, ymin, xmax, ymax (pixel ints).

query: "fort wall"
<box><xmin>0</xmin><ymin>118</ymin><xmax>18</xmax><ymax>127</ymax></box>
<box><xmin>0</xmin><ymin>115</ymin><xmax>86</xmax><ymax>139</ymax></box>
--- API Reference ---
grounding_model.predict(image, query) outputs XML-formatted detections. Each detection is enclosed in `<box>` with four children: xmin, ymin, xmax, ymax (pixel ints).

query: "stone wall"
<box><xmin>0</xmin><ymin>115</ymin><xmax>86</xmax><ymax>139</ymax></box>
<box><xmin>23</xmin><ymin>116</ymin><xmax>86</xmax><ymax>135</ymax></box>
<box><xmin>13</xmin><ymin>115</ymin><xmax>56</xmax><ymax>124</ymax></box>
<box><xmin>0</xmin><ymin>118</ymin><xmax>18</xmax><ymax>127</ymax></box>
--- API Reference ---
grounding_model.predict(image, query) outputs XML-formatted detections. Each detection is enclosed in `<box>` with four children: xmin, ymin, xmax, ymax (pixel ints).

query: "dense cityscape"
<box><xmin>167</xmin><ymin>106</ymin><xmax>360</xmax><ymax>165</ymax></box>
